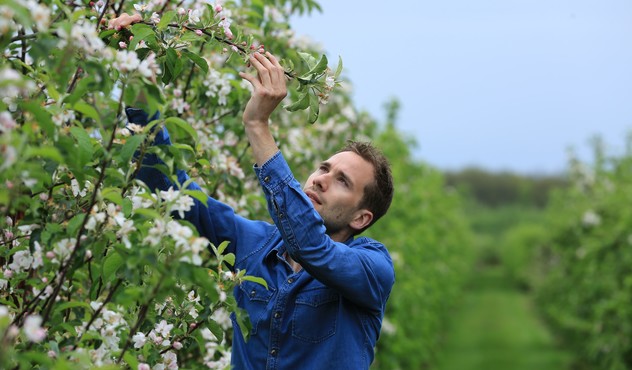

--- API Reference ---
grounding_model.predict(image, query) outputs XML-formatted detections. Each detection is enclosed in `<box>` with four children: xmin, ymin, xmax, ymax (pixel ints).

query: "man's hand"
<box><xmin>108</xmin><ymin>12</ymin><xmax>142</xmax><ymax>30</ymax></box>
<box><xmin>239</xmin><ymin>52</ymin><xmax>288</xmax><ymax>127</ymax></box>
<box><xmin>238</xmin><ymin>52</ymin><xmax>288</xmax><ymax>166</ymax></box>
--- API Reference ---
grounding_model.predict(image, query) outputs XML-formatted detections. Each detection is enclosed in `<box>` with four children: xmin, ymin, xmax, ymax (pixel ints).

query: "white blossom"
<box><xmin>162</xmin><ymin>351</ymin><xmax>178</xmax><ymax>369</ymax></box>
<box><xmin>211</xmin><ymin>307</ymin><xmax>231</xmax><ymax>330</ymax></box>
<box><xmin>8</xmin><ymin>250</ymin><xmax>33</xmax><ymax>273</ymax></box>
<box><xmin>0</xmin><ymin>111</ymin><xmax>16</xmax><ymax>133</ymax></box>
<box><xmin>132</xmin><ymin>332</ymin><xmax>146</xmax><ymax>348</ymax></box>
<box><xmin>154</xmin><ymin>319</ymin><xmax>174</xmax><ymax>338</ymax></box>
<box><xmin>188</xmin><ymin>8</ymin><xmax>202</xmax><ymax>23</ymax></box>
<box><xmin>53</xmin><ymin>238</ymin><xmax>77</xmax><ymax>264</ymax></box>
<box><xmin>582</xmin><ymin>210</ymin><xmax>601</xmax><ymax>227</ymax></box>
<box><xmin>23</xmin><ymin>315</ymin><xmax>46</xmax><ymax>342</ymax></box>
<box><xmin>0</xmin><ymin>144</ymin><xmax>17</xmax><ymax>171</ymax></box>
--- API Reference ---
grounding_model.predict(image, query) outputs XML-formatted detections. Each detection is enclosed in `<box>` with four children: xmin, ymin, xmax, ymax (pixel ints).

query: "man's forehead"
<box><xmin>324</xmin><ymin>151</ymin><xmax>374</xmax><ymax>178</ymax></box>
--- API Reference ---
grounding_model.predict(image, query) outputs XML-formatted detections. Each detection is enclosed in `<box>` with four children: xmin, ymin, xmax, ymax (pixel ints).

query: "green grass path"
<box><xmin>437</xmin><ymin>267</ymin><xmax>572</xmax><ymax>370</ymax></box>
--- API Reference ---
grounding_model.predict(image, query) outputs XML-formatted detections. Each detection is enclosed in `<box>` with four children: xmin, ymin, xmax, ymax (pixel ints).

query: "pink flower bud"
<box><xmin>85</xmin><ymin>250</ymin><xmax>93</xmax><ymax>259</ymax></box>
<box><xmin>129</xmin><ymin>36</ymin><xmax>134</xmax><ymax>41</ymax></box>
<box><xmin>222</xmin><ymin>47</ymin><xmax>228</xmax><ymax>53</ymax></box>
<box><xmin>119</xmin><ymin>41</ymin><xmax>127</xmax><ymax>49</ymax></box>
<box><xmin>46</xmin><ymin>251</ymin><xmax>55</xmax><ymax>259</ymax></box>
<box><xmin>48</xmin><ymin>350</ymin><xmax>57</xmax><ymax>358</ymax></box>
<box><xmin>215</xmin><ymin>5</ymin><xmax>223</xmax><ymax>12</ymax></box>
<box><xmin>177</xmin><ymin>8</ymin><xmax>186</xmax><ymax>15</ymax></box>
<box><xmin>195</xmin><ymin>29</ymin><xmax>203</xmax><ymax>36</ymax></box>
<box><xmin>42</xmin><ymin>277</ymin><xmax>48</xmax><ymax>283</ymax></box>
<box><xmin>7</xmin><ymin>325</ymin><xmax>19</xmax><ymax>338</ymax></box>
<box><xmin>39</xmin><ymin>193</ymin><xmax>49</xmax><ymax>201</ymax></box>
<box><xmin>4</xmin><ymin>269</ymin><xmax>13</xmax><ymax>278</ymax></box>
<box><xmin>173</xmin><ymin>341</ymin><xmax>183</xmax><ymax>349</ymax></box>
<box><xmin>6</xmin><ymin>180</ymin><xmax>13</xmax><ymax>189</ymax></box>
<box><xmin>138</xmin><ymin>364</ymin><xmax>151</xmax><ymax>370</ymax></box>
<box><xmin>189</xmin><ymin>323</ymin><xmax>197</xmax><ymax>329</ymax></box>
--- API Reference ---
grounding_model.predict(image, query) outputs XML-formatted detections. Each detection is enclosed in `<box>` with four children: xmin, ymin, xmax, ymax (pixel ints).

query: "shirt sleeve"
<box><xmin>255</xmin><ymin>152</ymin><xmax>395</xmax><ymax>313</ymax></box>
<box><xmin>125</xmin><ymin>108</ymin><xmax>267</xmax><ymax>258</ymax></box>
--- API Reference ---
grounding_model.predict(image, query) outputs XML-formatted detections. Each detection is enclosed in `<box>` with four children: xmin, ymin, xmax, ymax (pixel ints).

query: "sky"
<box><xmin>290</xmin><ymin>0</ymin><xmax>632</xmax><ymax>174</ymax></box>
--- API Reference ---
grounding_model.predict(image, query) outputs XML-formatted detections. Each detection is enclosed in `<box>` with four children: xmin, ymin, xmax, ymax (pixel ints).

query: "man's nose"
<box><xmin>313</xmin><ymin>173</ymin><xmax>329</xmax><ymax>191</ymax></box>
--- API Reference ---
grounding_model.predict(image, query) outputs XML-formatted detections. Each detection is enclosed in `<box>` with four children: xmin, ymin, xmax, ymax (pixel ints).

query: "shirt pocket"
<box><xmin>237</xmin><ymin>281</ymin><xmax>275</xmax><ymax>335</ymax></box>
<box><xmin>292</xmin><ymin>288</ymin><xmax>340</xmax><ymax>343</ymax></box>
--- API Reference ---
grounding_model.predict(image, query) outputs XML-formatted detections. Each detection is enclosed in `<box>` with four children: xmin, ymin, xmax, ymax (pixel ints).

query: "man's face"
<box><xmin>303</xmin><ymin>151</ymin><xmax>375</xmax><ymax>240</ymax></box>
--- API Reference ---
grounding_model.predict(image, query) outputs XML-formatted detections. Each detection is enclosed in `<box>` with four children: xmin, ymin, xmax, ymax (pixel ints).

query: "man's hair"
<box><xmin>337</xmin><ymin>141</ymin><xmax>394</xmax><ymax>233</ymax></box>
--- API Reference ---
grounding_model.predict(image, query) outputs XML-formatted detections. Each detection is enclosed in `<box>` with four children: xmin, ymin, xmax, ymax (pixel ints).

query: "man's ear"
<box><xmin>350</xmin><ymin>209</ymin><xmax>373</xmax><ymax>232</ymax></box>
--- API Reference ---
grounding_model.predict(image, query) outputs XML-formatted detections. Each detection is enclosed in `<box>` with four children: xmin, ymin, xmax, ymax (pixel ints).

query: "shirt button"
<box><xmin>274</xmin><ymin>312</ymin><xmax>281</xmax><ymax>319</ymax></box>
<box><xmin>287</xmin><ymin>278</ymin><xmax>294</xmax><ymax>284</ymax></box>
<box><xmin>250</xmin><ymin>290</ymin><xmax>256</xmax><ymax>297</ymax></box>
<box><xmin>278</xmin><ymin>213</ymin><xmax>284</xmax><ymax>218</ymax></box>
<box><xmin>270</xmin><ymin>349</ymin><xmax>277</xmax><ymax>356</ymax></box>
<box><xmin>264</xmin><ymin>176</ymin><xmax>271</xmax><ymax>183</ymax></box>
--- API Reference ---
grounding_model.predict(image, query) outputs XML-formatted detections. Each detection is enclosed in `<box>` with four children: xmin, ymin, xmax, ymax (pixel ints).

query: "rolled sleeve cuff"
<box><xmin>254</xmin><ymin>151</ymin><xmax>294</xmax><ymax>194</ymax></box>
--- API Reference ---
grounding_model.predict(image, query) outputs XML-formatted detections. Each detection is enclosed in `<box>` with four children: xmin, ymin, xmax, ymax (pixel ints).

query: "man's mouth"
<box><xmin>305</xmin><ymin>190</ymin><xmax>322</xmax><ymax>205</ymax></box>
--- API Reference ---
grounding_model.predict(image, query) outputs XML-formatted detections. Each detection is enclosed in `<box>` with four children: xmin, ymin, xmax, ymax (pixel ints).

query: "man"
<box><xmin>121</xmin><ymin>15</ymin><xmax>395</xmax><ymax>368</ymax></box>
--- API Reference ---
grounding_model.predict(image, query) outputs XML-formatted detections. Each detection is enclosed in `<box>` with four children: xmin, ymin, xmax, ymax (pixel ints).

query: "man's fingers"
<box><xmin>239</xmin><ymin>72</ymin><xmax>261</xmax><ymax>89</ymax></box>
<box><xmin>108</xmin><ymin>13</ymin><xmax>142</xmax><ymax>30</ymax></box>
<box><xmin>249</xmin><ymin>54</ymin><xmax>272</xmax><ymax>86</ymax></box>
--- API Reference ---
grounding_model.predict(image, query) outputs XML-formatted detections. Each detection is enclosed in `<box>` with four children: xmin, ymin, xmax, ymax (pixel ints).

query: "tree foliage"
<box><xmin>365</xmin><ymin>100</ymin><xmax>474</xmax><ymax>370</ymax></box>
<box><xmin>0</xmin><ymin>0</ymin><xmax>369</xmax><ymax>368</ymax></box>
<box><xmin>532</xmin><ymin>137</ymin><xmax>632</xmax><ymax>369</ymax></box>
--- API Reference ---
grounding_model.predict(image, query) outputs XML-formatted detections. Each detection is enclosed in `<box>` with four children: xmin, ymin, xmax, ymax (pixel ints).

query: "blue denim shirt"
<box><xmin>126</xmin><ymin>108</ymin><xmax>395</xmax><ymax>370</ymax></box>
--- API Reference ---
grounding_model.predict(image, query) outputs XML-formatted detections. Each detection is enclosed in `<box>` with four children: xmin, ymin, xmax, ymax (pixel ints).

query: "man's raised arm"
<box><xmin>238</xmin><ymin>52</ymin><xmax>287</xmax><ymax>166</ymax></box>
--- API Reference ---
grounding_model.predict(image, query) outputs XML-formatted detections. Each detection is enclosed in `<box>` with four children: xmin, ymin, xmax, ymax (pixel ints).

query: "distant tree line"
<box><xmin>443</xmin><ymin>167</ymin><xmax>569</xmax><ymax>208</ymax></box>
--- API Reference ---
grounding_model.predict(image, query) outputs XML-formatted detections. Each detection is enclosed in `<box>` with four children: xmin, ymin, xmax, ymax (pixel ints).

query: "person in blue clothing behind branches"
<box><xmin>112</xmin><ymin>13</ymin><xmax>395</xmax><ymax>370</ymax></box>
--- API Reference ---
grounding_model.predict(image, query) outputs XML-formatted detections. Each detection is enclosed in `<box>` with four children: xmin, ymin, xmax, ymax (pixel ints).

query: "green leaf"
<box><xmin>157</xmin><ymin>10</ymin><xmax>175</xmax><ymax>31</ymax></box>
<box><xmin>335</xmin><ymin>55</ymin><xmax>343</xmax><ymax>79</ymax></box>
<box><xmin>308</xmin><ymin>92</ymin><xmax>320</xmax><ymax>124</ymax></box>
<box><xmin>67</xmin><ymin>213</ymin><xmax>86</xmax><ymax>235</ymax></box>
<box><xmin>233</xmin><ymin>306</ymin><xmax>252</xmax><ymax>342</ymax></box>
<box><xmin>163</xmin><ymin>48</ymin><xmax>184</xmax><ymax>84</ymax></box>
<box><xmin>26</xmin><ymin>146</ymin><xmax>63</xmax><ymax>163</ymax></box>
<box><xmin>241</xmin><ymin>275</ymin><xmax>268</xmax><ymax>289</ymax></box>
<box><xmin>21</xmin><ymin>101</ymin><xmax>55</xmax><ymax>136</ymax></box>
<box><xmin>118</xmin><ymin>134</ymin><xmax>145</xmax><ymax>165</ymax></box>
<box><xmin>133</xmin><ymin>208</ymin><xmax>162</xmax><ymax>219</ymax></box>
<box><xmin>223</xmin><ymin>253</ymin><xmax>235</xmax><ymax>266</ymax></box>
<box><xmin>73</xmin><ymin>100</ymin><xmax>101</xmax><ymax>125</ymax></box>
<box><xmin>103</xmin><ymin>251</ymin><xmax>124</xmax><ymax>282</ymax></box>
<box><xmin>53</xmin><ymin>301</ymin><xmax>92</xmax><ymax>315</ymax></box>
<box><xmin>69</xmin><ymin>126</ymin><xmax>95</xmax><ymax>167</ymax></box>
<box><xmin>307</xmin><ymin>53</ymin><xmax>328</xmax><ymax>76</ymax></box>
<box><xmin>123</xmin><ymin>352</ymin><xmax>139</xmax><ymax>369</ymax></box>
<box><xmin>183</xmin><ymin>189</ymin><xmax>208</xmax><ymax>205</ymax></box>
<box><xmin>165</xmin><ymin>116</ymin><xmax>198</xmax><ymax>142</ymax></box>
<box><xmin>298</xmin><ymin>52</ymin><xmax>317</xmax><ymax>70</ymax></box>
<box><xmin>217</xmin><ymin>240</ymin><xmax>230</xmax><ymax>255</ymax></box>
<box><xmin>102</xmin><ymin>187</ymin><xmax>123</xmax><ymax>205</ymax></box>
<box><xmin>284</xmin><ymin>92</ymin><xmax>309</xmax><ymax>112</ymax></box>
<box><xmin>129</xmin><ymin>24</ymin><xmax>155</xmax><ymax>49</ymax></box>
<box><xmin>182</xmin><ymin>50</ymin><xmax>209</xmax><ymax>74</ymax></box>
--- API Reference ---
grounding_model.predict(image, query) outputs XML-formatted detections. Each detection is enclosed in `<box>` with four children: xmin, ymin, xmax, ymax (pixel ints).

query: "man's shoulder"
<box><xmin>349</xmin><ymin>236</ymin><xmax>391</xmax><ymax>256</ymax></box>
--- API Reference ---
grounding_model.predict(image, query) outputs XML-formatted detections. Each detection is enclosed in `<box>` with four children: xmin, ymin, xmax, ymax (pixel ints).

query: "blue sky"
<box><xmin>291</xmin><ymin>0</ymin><xmax>632</xmax><ymax>174</ymax></box>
